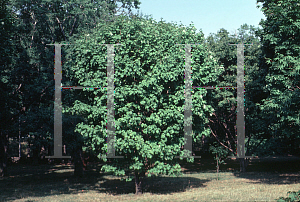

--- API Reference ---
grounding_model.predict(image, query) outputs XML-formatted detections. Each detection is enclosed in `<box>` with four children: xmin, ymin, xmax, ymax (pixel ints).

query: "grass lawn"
<box><xmin>1</xmin><ymin>155</ymin><xmax>300</xmax><ymax>202</ymax></box>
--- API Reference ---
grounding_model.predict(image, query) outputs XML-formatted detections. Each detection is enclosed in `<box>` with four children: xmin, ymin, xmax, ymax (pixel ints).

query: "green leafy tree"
<box><xmin>63</xmin><ymin>13</ymin><xmax>223</xmax><ymax>194</ymax></box>
<box><xmin>203</xmin><ymin>0</ymin><xmax>300</xmax><ymax>173</ymax></box>
<box><xmin>4</xmin><ymin>0</ymin><xmax>141</xmax><ymax>173</ymax></box>
<box><xmin>203</xmin><ymin>24</ymin><xmax>264</xmax><ymax>172</ymax></box>
<box><xmin>255</xmin><ymin>0</ymin><xmax>300</xmax><ymax>155</ymax></box>
<box><xmin>0</xmin><ymin>0</ymin><xmax>19</xmax><ymax>177</ymax></box>
<box><xmin>203</xmin><ymin>28</ymin><xmax>240</xmax><ymax>158</ymax></box>
<box><xmin>209</xmin><ymin>143</ymin><xmax>229</xmax><ymax>180</ymax></box>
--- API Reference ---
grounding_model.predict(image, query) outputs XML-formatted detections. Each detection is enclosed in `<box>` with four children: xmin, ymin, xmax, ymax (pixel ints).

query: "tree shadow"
<box><xmin>178</xmin><ymin>156</ymin><xmax>241</xmax><ymax>174</ymax></box>
<box><xmin>232</xmin><ymin>155</ymin><xmax>300</xmax><ymax>185</ymax></box>
<box><xmin>178</xmin><ymin>155</ymin><xmax>300</xmax><ymax>185</ymax></box>
<box><xmin>142</xmin><ymin>176</ymin><xmax>209</xmax><ymax>195</ymax></box>
<box><xmin>100</xmin><ymin>175</ymin><xmax>210</xmax><ymax>195</ymax></box>
<box><xmin>0</xmin><ymin>162</ymin><xmax>210</xmax><ymax>200</ymax></box>
<box><xmin>0</xmin><ymin>163</ymin><xmax>101</xmax><ymax>201</ymax></box>
<box><xmin>2</xmin><ymin>155</ymin><xmax>299</xmax><ymax>201</ymax></box>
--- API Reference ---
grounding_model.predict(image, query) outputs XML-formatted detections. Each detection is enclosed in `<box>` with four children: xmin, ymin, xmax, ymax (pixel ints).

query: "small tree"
<box><xmin>209</xmin><ymin>144</ymin><xmax>229</xmax><ymax>180</ymax></box>
<box><xmin>63</xmin><ymin>12</ymin><xmax>223</xmax><ymax>194</ymax></box>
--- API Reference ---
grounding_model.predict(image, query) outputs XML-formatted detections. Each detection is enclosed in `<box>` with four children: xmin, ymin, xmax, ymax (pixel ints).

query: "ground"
<box><xmin>1</xmin><ymin>155</ymin><xmax>300</xmax><ymax>201</ymax></box>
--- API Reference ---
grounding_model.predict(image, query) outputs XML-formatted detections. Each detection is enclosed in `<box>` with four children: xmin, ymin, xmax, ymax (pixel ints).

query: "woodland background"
<box><xmin>0</xmin><ymin>0</ymin><xmax>299</xmax><ymax>198</ymax></box>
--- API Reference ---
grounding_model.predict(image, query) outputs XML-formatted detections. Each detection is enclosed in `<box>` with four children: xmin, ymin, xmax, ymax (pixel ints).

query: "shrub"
<box><xmin>209</xmin><ymin>144</ymin><xmax>229</xmax><ymax>180</ymax></box>
<box><xmin>277</xmin><ymin>190</ymin><xmax>300</xmax><ymax>202</ymax></box>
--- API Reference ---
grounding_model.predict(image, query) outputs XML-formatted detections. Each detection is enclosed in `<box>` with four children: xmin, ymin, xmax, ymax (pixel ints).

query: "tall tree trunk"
<box><xmin>0</xmin><ymin>132</ymin><xmax>8</xmax><ymax>177</ymax></box>
<box><xmin>73</xmin><ymin>146</ymin><xmax>84</xmax><ymax>177</ymax></box>
<box><xmin>134</xmin><ymin>171</ymin><xmax>145</xmax><ymax>195</ymax></box>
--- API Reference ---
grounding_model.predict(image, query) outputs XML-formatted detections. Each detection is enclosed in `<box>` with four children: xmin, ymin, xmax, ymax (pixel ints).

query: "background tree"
<box><xmin>203</xmin><ymin>23</ymin><xmax>275</xmax><ymax>172</ymax></box>
<box><xmin>255</xmin><ymin>0</ymin><xmax>300</xmax><ymax>156</ymax></box>
<box><xmin>2</xmin><ymin>0</ymin><xmax>141</xmax><ymax>175</ymax></box>
<box><xmin>62</xmin><ymin>12</ymin><xmax>223</xmax><ymax>194</ymax></box>
<box><xmin>203</xmin><ymin>28</ymin><xmax>239</xmax><ymax>160</ymax></box>
<box><xmin>0</xmin><ymin>0</ymin><xmax>19</xmax><ymax>177</ymax></box>
<box><xmin>202</xmin><ymin>0</ymin><xmax>300</xmax><ymax>172</ymax></box>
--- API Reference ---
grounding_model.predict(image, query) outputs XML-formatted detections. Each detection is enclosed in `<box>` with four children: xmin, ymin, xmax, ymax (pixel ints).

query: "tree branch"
<box><xmin>12</xmin><ymin>84</ymin><xmax>22</xmax><ymax>95</ymax></box>
<box><xmin>56</xmin><ymin>17</ymin><xmax>67</xmax><ymax>41</ymax></box>
<box><xmin>208</xmin><ymin>121</ymin><xmax>234</xmax><ymax>154</ymax></box>
<box><xmin>69</xmin><ymin>15</ymin><xmax>77</xmax><ymax>36</ymax></box>
<box><xmin>245</xmin><ymin>133</ymin><xmax>252</xmax><ymax>155</ymax></box>
<box><xmin>211</xmin><ymin>112</ymin><xmax>235</xmax><ymax>146</ymax></box>
<box><xmin>249</xmin><ymin>138</ymin><xmax>265</xmax><ymax>155</ymax></box>
<box><xmin>30</xmin><ymin>11</ymin><xmax>37</xmax><ymax>48</ymax></box>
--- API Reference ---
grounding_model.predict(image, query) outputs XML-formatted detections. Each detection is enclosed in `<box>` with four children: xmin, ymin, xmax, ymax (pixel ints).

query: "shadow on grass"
<box><xmin>179</xmin><ymin>155</ymin><xmax>300</xmax><ymax>185</ymax></box>
<box><xmin>232</xmin><ymin>155</ymin><xmax>300</xmax><ymax>185</ymax></box>
<box><xmin>1</xmin><ymin>155</ymin><xmax>300</xmax><ymax>201</ymax></box>
<box><xmin>101</xmin><ymin>175</ymin><xmax>209</xmax><ymax>195</ymax></box>
<box><xmin>0</xmin><ymin>162</ymin><xmax>209</xmax><ymax>201</ymax></box>
<box><xmin>178</xmin><ymin>157</ymin><xmax>241</xmax><ymax>174</ymax></box>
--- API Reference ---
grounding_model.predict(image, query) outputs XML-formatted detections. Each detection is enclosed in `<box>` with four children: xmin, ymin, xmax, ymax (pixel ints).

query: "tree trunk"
<box><xmin>239</xmin><ymin>158</ymin><xmax>250</xmax><ymax>172</ymax></box>
<box><xmin>134</xmin><ymin>171</ymin><xmax>144</xmax><ymax>195</ymax></box>
<box><xmin>19</xmin><ymin>116</ymin><xmax>21</xmax><ymax>158</ymax></box>
<box><xmin>216</xmin><ymin>154</ymin><xmax>219</xmax><ymax>180</ymax></box>
<box><xmin>32</xmin><ymin>146</ymin><xmax>39</xmax><ymax>165</ymax></box>
<box><xmin>73</xmin><ymin>146</ymin><xmax>84</xmax><ymax>177</ymax></box>
<box><xmin>0</xmin><ymin>132</ymin><xmax>8</xmax><ymax>177</ymax></box>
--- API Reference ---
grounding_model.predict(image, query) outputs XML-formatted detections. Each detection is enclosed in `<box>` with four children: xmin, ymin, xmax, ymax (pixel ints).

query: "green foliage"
<box><xmin>277</xmin><ymin>190</ymin><xmax>300</xmax><ymax>202</ymax></box>
<box><xmin>0</xmin><ymin>0</ymin><xmax>20</xmax><ymax>135</ymax></box>
<box><xmin>64</xmin><ymin>12</ymin><xmax>222</xmax><ymax>185</ymax></box>
<box><xmin>203</xmin><ymin>28</ymin><xmax>240</xmax><ymax>158</ymax></box>
<box><xmin>209</xmin><ymin>143</ymin><xmax>229</xmax><ymax>180</ymax></box>
<box><xmin>256</xmin><ymin>0</ymin><xmax>300</xmax><ymax>154</ymax></box>
<box><xmin>203</xmin><ymin>23</ymin><xmax>267</xmax><ymax>160</ymax></box>
<box><xmin>3</xmin><ymin>0</ymin><xmax>141</xmax><ymax>162</ymax></box>
<box><xmin>3</xmin><ymin>0</ymin><xmax>299</xmax><ymax>193</ymax></box>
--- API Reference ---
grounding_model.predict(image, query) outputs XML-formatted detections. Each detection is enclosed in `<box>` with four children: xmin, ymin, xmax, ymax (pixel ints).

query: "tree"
<box><xmin>255</xmin><ymin>0</ymin><xmax>300</xmax><ymax>155</ymax></box>
<box><xmin>203</xmin><ymin>0</ymin><xmax>300</xmax><ymax>172</ymax></box>
<box><xmin>203</xmin><ymin>28</ymin><xmax>240</xmax><ymax>160</ymax></box>
<box><xmin>209</xmin><ymin>143</ymin><xmax>229</xmax><ymax>180</ymax></box>
<box><xmin>4</xmin><ymin>0</ymin><xmax>141</xmax><ymax>175</ymax></box>
<box><xmin>203</xmin><ymin>24</ymin><xmax>266</xmax><ymax>172</ymax></box>
<box><xmin>0</xmin><ymin>0</ymin><xmax>20</xmax><ymax>177</ymax></box>
<box><xmin>62</xmin><ymin>13</ymin><xmax>223</xmax><ymax>194</ymax></box>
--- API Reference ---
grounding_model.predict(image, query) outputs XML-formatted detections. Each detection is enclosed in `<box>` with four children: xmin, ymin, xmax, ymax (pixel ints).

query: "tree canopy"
<box><xmin>63</xmin><ymin>13</ymin><xmax>223</xmax><ymax>194</ymax></box>
<box><xmin>255</xmin><ymin>0</ymin><xmax>300</xmax><ymax>155</ymax></box>
<box><xmin>1</xmin><ymin>0</ymin><xmax>141</xmax><ymax>174</ymax></box>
